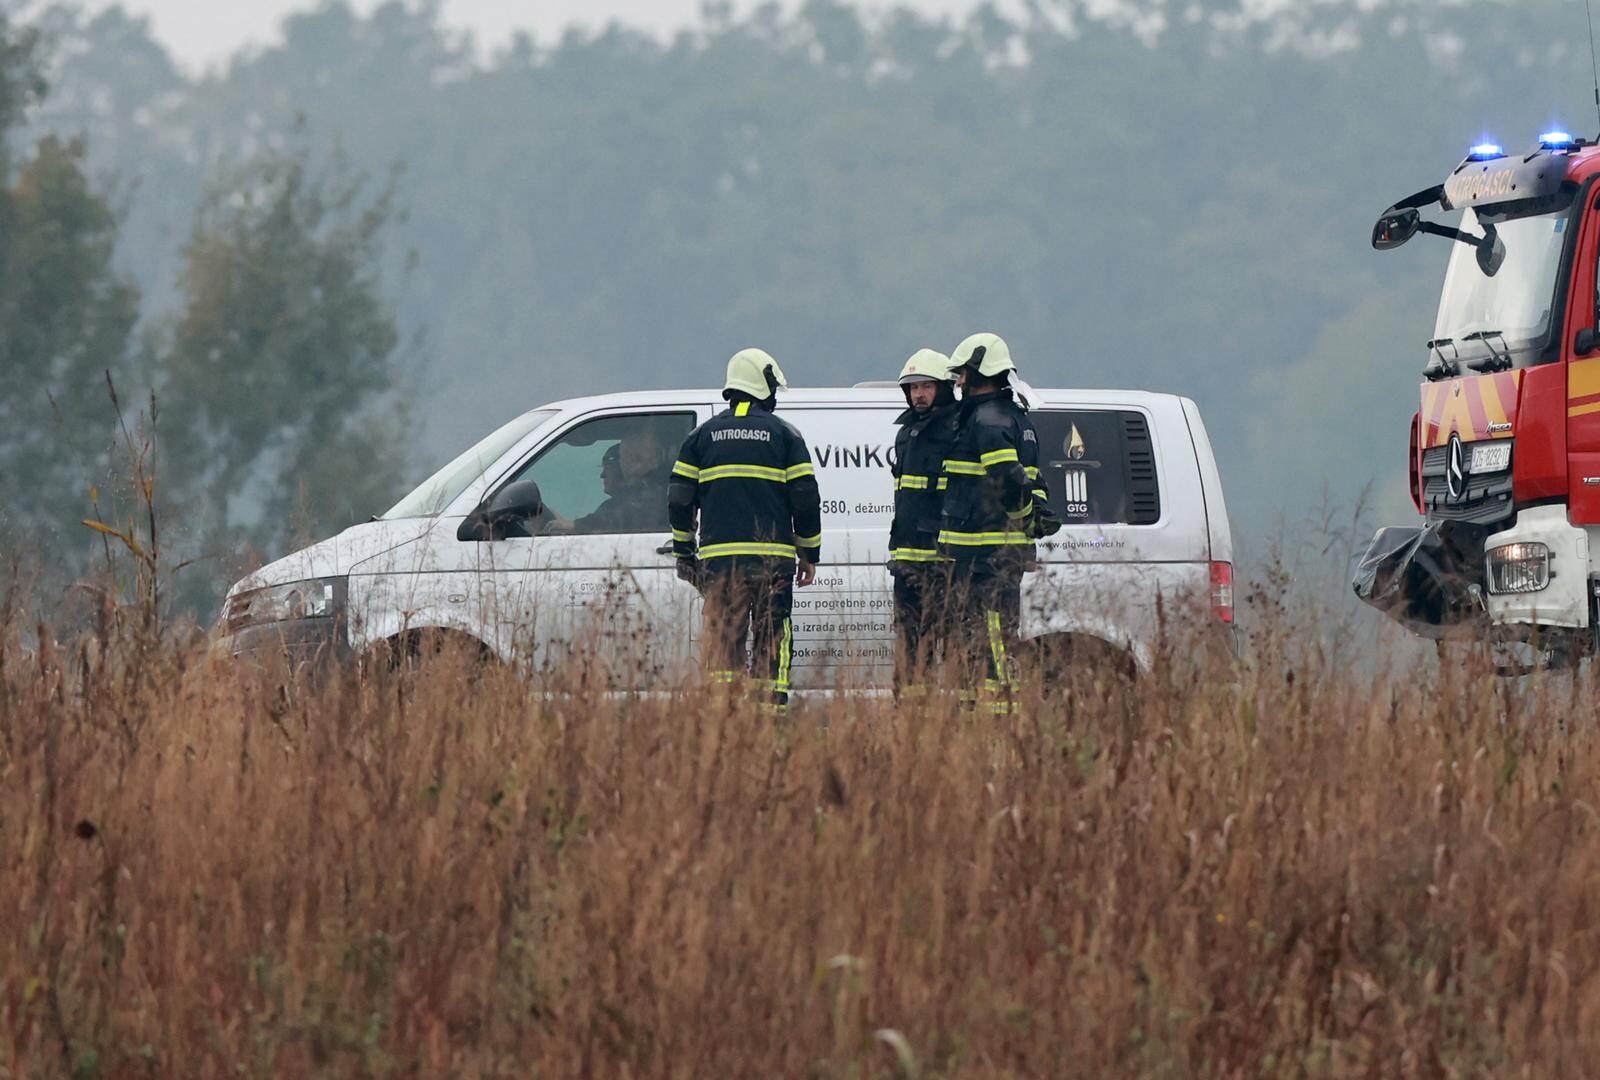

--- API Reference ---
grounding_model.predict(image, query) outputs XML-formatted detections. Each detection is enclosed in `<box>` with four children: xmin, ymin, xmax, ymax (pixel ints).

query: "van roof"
<box><xmin>532</xmin><ymin>386</ymin><xmax>1191</xmax><ymax>416</ymax></box>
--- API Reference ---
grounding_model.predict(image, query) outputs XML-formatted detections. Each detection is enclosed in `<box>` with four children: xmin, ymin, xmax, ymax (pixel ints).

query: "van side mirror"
<box><xmin>1372</xmin><ymin>208</ymin><xmax>1421</xmax><ymax>250</ymax></box>
<box><xmin>457</xmin><ymin>479</ymin><xmax>545</xmax><ymax>541</ymax></box>
<box><xmin>1577</xmin><ymin>327</ymin><xmax>1600</xmax><ymax>358</ymax></box>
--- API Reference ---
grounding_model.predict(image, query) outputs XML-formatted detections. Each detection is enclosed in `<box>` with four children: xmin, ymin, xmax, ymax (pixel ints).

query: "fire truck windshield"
<box><xmin>1432</xmin><ymin>205</ymin><xmax>1570</xmax><ymax>351</ymax></box>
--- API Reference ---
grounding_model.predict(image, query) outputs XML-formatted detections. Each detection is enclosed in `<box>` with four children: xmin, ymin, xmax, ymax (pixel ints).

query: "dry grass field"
<box><xmin>4</xmin><ymin>589</ymin><xmax>1600</xmax><ymax>1077</ymax></box>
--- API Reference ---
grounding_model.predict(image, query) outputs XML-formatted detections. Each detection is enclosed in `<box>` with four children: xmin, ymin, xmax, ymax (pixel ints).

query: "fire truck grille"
<box><xmin>1420</xmin><ymin>444</ymin><xmax>1514</xmax><ymax>526</ymax></box>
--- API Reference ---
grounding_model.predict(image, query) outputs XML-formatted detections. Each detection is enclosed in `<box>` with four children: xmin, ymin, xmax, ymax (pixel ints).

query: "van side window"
<box><xmin>505</xmin><ymin>412</ymin><xmax>695</xmax><ymax>535</ymax></box>
<box><xmin>1030</xmin><ymin>410</ymin><xmax>1162</xmax><ymax>526</ymax></box>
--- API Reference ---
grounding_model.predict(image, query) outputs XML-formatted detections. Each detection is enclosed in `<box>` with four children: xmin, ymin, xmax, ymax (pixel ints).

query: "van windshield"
<box><xmin>382</xmin><ymin>410</ymin><xmax>557</xmax><ymax>519</ymax></box>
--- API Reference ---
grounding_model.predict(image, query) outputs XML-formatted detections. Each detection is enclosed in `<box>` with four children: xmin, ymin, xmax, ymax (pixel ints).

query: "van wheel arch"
<box><xmin>361</xmin><ymin>627</ymin><xmax>498</xmax><ymax>673</ymax></box>
<box><xmin>1022</xmin><ymin>631</ymin><xmax>1139</xmax><ymax>686</ymax></box>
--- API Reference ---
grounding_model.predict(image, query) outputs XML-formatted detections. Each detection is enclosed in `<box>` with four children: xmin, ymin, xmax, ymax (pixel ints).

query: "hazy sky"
<box><xmin>84</xmin><ymin>0</ymin><xmax>1005</xmax><ymax>69</ymax></box>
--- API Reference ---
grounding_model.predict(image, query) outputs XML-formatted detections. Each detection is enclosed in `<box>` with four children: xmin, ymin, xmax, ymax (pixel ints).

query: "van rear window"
<box><xmin>1030</xmin><ymin>409</ymin><xmax>1161</xmax><ymax>526</ymax></box>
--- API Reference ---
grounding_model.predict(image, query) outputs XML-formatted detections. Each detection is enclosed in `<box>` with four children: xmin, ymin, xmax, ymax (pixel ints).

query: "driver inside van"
<box><xmin>546</xmin><ymin>429</ymin><xmax>672</xmax><ymax>534</ymax></box>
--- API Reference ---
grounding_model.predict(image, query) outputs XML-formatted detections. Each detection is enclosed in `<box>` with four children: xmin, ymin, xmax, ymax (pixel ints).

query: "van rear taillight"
<box><xmin>1210</xmin><ymin>561</ymin><xmax>1234</xmax><ymax>624</ymax></box>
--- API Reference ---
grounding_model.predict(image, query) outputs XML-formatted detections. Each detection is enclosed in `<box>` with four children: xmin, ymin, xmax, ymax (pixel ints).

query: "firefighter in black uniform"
<box><xmin>888</xmin><ymin>349</ymin><xmax>960</xmax><ymax>695</ymax></box>
<box><xmin>938</xmin><ymin>333</ymin><xmax>1057</xmax><ymax>713</ymax></box>
<box><xmin>667</xmin><ymin>349</ymin><xmax>822</xmax><ymax>714</ymax></box>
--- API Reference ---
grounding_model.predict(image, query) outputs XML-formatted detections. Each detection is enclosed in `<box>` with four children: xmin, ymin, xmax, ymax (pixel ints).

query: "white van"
<box><xmin>218</xmin><ymin>387</ymin><xmax>1235</xmax><ymax>684</ymax></box>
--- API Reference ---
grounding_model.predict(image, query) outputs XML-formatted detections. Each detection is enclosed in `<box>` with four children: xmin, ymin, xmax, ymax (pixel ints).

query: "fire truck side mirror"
<box><xmin>1372</xmin><ymin>208</ymin><xmax>1421</xmax><ymax>250</ymax></box>
<box><xmin>1475</xmin><ymin>227</ymin><xmax>1505</xmax><ymax>277</ymax></box>
<box><xmin>1576</xmin><ymin>328</ymin><xmax>1600</xmax><ymax>358</ymax></box>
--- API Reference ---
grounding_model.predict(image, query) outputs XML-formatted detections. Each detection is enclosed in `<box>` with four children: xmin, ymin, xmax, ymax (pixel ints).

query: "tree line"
<box><xmin>9</xmin><ymin>0</ymin><xmax>1600</xmax><ymax>617</ymax></box>
<box><xmin>1</xmin><ymin>14</ymin><xmax>407</xmax><ymax>619</ymax></box>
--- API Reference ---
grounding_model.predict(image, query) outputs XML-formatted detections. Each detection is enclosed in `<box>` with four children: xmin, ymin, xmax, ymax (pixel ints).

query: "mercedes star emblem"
<box><xmin>1446</xmin><ymin>432</ymin><xmax>1466</xmax><ymax>502</ymax></box>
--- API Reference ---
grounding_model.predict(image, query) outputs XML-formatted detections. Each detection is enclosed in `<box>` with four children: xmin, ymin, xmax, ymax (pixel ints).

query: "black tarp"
<box><xmin>1352</xmin><ymin>522</ymin><xmax>1484</xmax><ymax>638</ymax></box>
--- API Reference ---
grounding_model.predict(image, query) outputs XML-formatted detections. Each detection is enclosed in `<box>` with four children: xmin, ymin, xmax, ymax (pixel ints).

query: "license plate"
<box><xmin>1470</xmin><ymin>442</ymin><xmax>1511</xmax><ymax>472</ymax></box>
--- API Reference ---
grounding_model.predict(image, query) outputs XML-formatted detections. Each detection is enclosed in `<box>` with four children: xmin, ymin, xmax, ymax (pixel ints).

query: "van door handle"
<box><xmin>654</xmin><ymin>541</ymin><xmax>675</xmax><ymax>556</ymax></box>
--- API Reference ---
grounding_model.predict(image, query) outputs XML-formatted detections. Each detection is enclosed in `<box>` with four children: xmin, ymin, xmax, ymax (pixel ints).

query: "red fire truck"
<box><xmin>1357</xmin><ymin>129</ymin><xmax>1600</xmax><ymax>666</ymax></box>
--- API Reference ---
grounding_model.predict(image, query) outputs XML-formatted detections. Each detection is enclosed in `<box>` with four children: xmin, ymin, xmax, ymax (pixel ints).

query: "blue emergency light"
<box><xmin>1467</xmin><ymin>142</ymin><xmax>1506</xmax><ymax>161</ymax></box>
<box><xmin>1539</xmin><ymin>129</ymin><xmax>1576</xmax><ymax>149</ymax></box>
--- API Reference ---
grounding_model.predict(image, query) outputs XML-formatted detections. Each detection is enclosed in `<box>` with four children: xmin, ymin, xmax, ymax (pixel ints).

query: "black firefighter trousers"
<box><xmin>951</xmin><ymin>560</ymin><xmax>1023</xmax><ymax>714</ymax></box>
<box><xmin>891</xmin><ymin>560</ymin><xmax>955</xmax><ymax>695</ymax></box>
<box><xmin>699</xmin><ymin>558</ymin><xmax>795</xmax><ymax>713</ymax></box>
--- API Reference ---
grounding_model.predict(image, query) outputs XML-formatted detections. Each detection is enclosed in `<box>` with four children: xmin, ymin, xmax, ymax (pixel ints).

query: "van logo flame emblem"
<box><xmin>1446</xmin><ymin>433</ymin><xmax>1466</xmax><ymax>502</ymax></box>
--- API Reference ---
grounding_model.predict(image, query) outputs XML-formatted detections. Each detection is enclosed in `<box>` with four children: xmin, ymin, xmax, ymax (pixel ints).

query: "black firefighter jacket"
<box><xmin>889</xmin><ymin>401</ymin><xmax>960</xmax><ymax>564</ymax></box>
<box><xmin>937</xmin><ymin>391</ymin><xmax>1051</xmax><ymax>572</ymax></box>
<box><xmin>667</xmin><ymin>398</ymin><xmax>823</xmax><ymax>567</ymax></box>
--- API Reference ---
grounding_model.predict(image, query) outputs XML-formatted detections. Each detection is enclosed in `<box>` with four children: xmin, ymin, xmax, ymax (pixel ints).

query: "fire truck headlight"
<box><xmin>1487</xmin><ymin>542</ymin><xmax>1550</xmax><ymax>594</ymax></box>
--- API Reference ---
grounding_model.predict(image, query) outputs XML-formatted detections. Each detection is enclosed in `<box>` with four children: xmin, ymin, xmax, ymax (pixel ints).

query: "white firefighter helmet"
<box><xmin>898</xmin><ymin>348</ymin><xmax>952</xmax><ymax>387</ymax></box>
<box><xmin>949</xmin><ymin>332</ymin><xmax>1016</xmax><ymax>379</ymax></box>
<box><xmin>723</xmin><ymin>348</ymin><xmax>789</xmax><ymax>399</ymax></box>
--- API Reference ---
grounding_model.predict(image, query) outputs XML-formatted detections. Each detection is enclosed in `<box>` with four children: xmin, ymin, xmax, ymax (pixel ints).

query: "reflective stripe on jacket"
<box><xmin>937</xmin><ymin>391</ymin><xmax>1046</xmax><ymax>569</ymax></box>
<box><xmin>889</xmin><ymin>402</ymin><xmax>959</xmax><ymax>563</ymax></box>
<box><xmin>666</xmin><ymin>397</ymin><xmax>823</xmax><ymax>564</ymax></box>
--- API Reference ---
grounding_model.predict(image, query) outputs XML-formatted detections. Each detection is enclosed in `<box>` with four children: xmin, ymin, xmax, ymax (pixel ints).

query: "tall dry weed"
<box><xmin>2</xmin><ymin>587</ymin><xmax>1599</xmax><ymax>1077</ymax></box>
